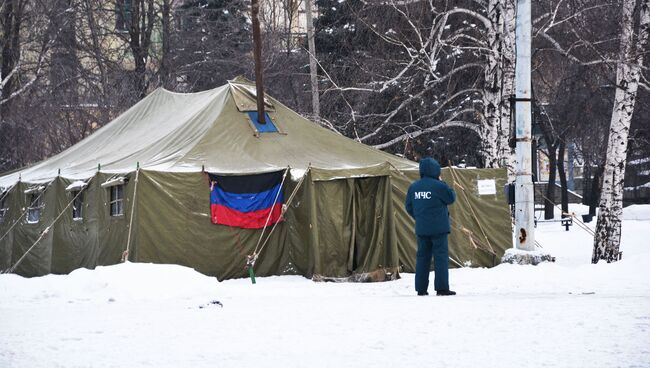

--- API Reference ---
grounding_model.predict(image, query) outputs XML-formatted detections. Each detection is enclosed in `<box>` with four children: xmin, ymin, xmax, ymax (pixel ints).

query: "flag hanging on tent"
<box><xmin>209</xmin><ymin>171</ymin><xmax>285</xmax><ymax>229</ymax></box>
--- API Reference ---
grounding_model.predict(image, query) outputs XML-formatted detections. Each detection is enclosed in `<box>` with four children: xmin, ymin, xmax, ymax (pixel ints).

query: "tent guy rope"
<box><xmin>505</xmin><ymin>162</ymin><xmax>596</xmax><ymax>238</ymax></box>
<box><xmin>0</xmin><ymin>181</ymin><xmax>54</xmax><ymax>245</ymax></box>
<box><xmin>251</xmin><ymin>167</ymin><xmax>290</xmax><ymax>259</ymax></box>
<box><xmin>251</xmin><ymin>166</ymin><xmax>311</xmax><ymax>267</ymax></box>
<box><xmin>536</xmin><ymin>191</ymin><xmax>596</xmax><ymax>237</ymax></box>
<box><xmin>0</xmin><ymin>183</ymin><xmax>17</xmax><ymax>204</ymax></box>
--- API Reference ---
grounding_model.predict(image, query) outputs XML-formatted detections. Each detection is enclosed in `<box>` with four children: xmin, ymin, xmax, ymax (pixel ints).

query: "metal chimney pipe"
<box><xmin>251</xmin><ymin>0</ymin><xmax>266</xmax><ymax>124</ymax></box>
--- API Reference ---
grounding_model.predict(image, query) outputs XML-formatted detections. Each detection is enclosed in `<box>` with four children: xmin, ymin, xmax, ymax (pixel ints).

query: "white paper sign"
<box><xmin>477</xmin><ymin>179</ymin><xmax>497</xmax><ymax>195</ymax></box>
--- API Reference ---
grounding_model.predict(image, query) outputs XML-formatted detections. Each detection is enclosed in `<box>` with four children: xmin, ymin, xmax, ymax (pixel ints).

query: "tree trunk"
<box><xmin>304</xmin><ymin>0</ymin><xmax>320</xmax><ymax>118</ymax></box>
<box><xmin>83</xmin><ymin>0</ymin><xmax>110</xmax><ymax>125</ymax></box>
<box><xmin>480</xmin><ymin>0</ymin><xmax>516</xmax><ymax>173</ymax></box>
<box><xmin>50</xmin><ymin>0</ymin><xmax>79</xmax><ymax>108</ymax></box>
<box><xmin>557</xmin><ymin>140</ymin><xmax>569</xmax><ymax>217</ymax></box>
<box><xmin>545</xmin><ymin>146</ymin><xmax>557</xmax><ymax>220</ymax></box>
<box><xmin>500</xmin><ymin>0</ymin><xmax>516</xmax><ymax>177</ymax></box>
<box><xmin>481</xmin><ymin>0</ymin><xmax>503</xmax><ymax>168</ymax></box>
<box><xmin>160</xmin><ymin>0</ymin><xmax>172</xmax><ymax>89</ymax></box>
<box><xmin>128</xmin><ymin>0</ymin><xmax>155</xmax><ymax>100</ymax></box>
<box><xmin>589</xmin><ymin>165</ymin><xmax>603</xmax><ymax>217</ymax></box>
<box><xmin>1</xmin><ymin>0</ymin><xmax>22</xmax><ymax>119</ymax></box>
<box><xmin>593</xmin><ymin>0</ymin><xmax>649</xmax><ymax>263</ymax></box>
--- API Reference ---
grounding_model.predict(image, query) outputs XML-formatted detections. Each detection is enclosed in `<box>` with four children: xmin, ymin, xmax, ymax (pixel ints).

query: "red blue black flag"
<box><xmin>209</xmin><ymin>171</ymin><xmax>285</xmax><ymax>229</ymax></box>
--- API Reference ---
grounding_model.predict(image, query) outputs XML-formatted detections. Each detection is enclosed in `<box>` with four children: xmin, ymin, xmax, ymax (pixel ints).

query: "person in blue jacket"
<box><xmin>405</xmin><ymin>157</ymin><xmax>457</xmax><ymax>296</ymax></box>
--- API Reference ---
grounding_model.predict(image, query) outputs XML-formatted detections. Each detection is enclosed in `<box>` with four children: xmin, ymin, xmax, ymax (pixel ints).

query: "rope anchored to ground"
<box><xmin>246</xmin><ymin>165</ymin><xmax>310</xmax><ymax>283</ymax></box>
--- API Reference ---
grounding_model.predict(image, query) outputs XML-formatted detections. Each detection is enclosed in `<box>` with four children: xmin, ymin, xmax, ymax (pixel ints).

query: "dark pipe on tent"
<box><xmin>251</xmin><ymin>0</ymin><xmax>266</xmax><ymax>124</ymax></box>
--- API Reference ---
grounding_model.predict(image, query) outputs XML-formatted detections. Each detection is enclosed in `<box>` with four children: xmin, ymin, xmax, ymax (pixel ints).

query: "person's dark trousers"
<box><xmin>415</xmin><ymin>234</ymin><xmax>449</xmax><ymax>293</ymax></box>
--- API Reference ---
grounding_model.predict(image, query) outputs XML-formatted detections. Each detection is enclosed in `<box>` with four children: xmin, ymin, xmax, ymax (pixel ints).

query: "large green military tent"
<box><xmin>0</xmin><ymin>78</ymin><xmax>512</xmax><ymax>279</ymax></box>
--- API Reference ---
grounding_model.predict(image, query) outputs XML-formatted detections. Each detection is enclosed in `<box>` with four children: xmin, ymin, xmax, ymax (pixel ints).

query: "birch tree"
<box><xmin>593</xmin><ymin>0</ymin><xmax>649</xmax><ymax>263</ymax></box>
<box><xmin>482</xmin><ymin>0</ymin><xmax>516</xmax><ymax>169</ymax></box>
<box><xmin>314</xmin><ymin>0</ymin><xmax>517</xmax><ymax>167</ymax></box>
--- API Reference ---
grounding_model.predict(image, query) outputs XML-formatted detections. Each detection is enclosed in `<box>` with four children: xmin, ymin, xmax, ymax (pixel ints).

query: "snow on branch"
<box><xmin>372</xmin><ymin>120</ymin><xmax>479</xmax><ymax>149</ymax></box>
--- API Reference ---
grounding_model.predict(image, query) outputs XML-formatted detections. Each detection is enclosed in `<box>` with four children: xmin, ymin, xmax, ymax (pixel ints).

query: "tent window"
<box><xmin>109</xmin><ymin>185</ymin><xmax>124</xmax><ymax>217</ymax></box>
<box><xmin>72</xmin><ymin>190</ymin><xmax>84</xmax><ymax>220</ymax></box>
<box><xmin>27</xmin><ymin>193</ymin><xmax>43</xmax><ymax>224</ymax></box>
<box><xmin>247</xmin><ymin>112</ymin><xmax>279</xmax><ymax>133</ymax></box>
<box><xmin>0</xmin><ymin>194</ymin><xmax>7</xmax><ymax>224</ymax></box>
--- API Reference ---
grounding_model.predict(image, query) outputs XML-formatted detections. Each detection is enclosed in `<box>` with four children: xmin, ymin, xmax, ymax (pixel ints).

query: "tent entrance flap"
<box><xmin>310</xmin><ymin>175</ymin><xmax>397</xmax><ymax>277</ymax></box>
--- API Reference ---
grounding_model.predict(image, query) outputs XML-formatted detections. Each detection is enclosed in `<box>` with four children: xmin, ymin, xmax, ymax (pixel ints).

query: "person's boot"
<box><xmin>436</xmin><ymin>290</ymin><xmax>456</xmax><ymax>296</ymax></box>
<box><xmin>417</xmin><ymin>291</ymin><xmax>429</xmax><ymax>296</ymax></box>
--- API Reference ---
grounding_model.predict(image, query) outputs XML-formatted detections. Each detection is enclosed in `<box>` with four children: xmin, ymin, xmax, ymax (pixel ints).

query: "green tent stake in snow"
<box><xmin>248</xmin><ymin>266</ymin><xmax>256</xmax><ymax>284</ymax></box>
<box><xmin>246</xmin><ymin>255</ymin><xmax>256</xmax><ymax>284</ymax></box>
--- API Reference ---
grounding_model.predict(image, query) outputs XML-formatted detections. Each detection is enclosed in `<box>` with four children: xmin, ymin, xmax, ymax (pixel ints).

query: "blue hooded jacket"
<box><xmin>405</xmin><ymin>158</ymin><xmax>456</xmax><ymax>236</ymax></box>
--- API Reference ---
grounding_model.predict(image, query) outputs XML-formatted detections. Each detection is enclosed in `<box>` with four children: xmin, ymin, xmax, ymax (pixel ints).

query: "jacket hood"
<box><xmin>419</xmin><ymin>157</ymin><xmax>441</xmax><ymax>179</ymax></box>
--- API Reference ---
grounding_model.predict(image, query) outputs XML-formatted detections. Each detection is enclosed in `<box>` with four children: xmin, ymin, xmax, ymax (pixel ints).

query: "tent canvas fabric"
<box><xmin>0</xmin><ymin>78</ymin><xmax>512</xmax><ymax>280</ymax></box>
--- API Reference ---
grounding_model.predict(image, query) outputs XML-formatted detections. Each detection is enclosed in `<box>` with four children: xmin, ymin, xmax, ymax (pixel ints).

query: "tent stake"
<box><xmin>246</xmin><ymin>254</ymin><xmax>257</xmax><ymax>284</ymax></box>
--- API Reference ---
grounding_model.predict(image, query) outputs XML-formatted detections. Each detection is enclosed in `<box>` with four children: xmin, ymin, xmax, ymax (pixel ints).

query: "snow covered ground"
<box><xmin>1</xmin><ymin>205</ymin><xmax>649</xmax><ymax>368</ymax></box>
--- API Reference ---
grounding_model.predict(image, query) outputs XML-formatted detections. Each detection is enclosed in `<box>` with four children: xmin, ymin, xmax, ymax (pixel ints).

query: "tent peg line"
<box><xmin>0</xmin><ymin>182</ymin><xmax>17</xmax><ymax>206</ymax></box>
<box><xmin>246</xmin><ymin>165</ymin><xmax>310</xmax><ymax>284</ymax></box>
<box><xmin>449</xmin><ymin>255</ymin><xmax>464</xmax><ymax>268</ymax></box>
<box><xmin>0</xmin><ymin>180</ymin><xmax>55</xmax><ymax>246</ymax></box>
<box><xmin>246</xmin><ymin>166</ymin><xmax>290</xmax><ymax>283</ymax></box>
<box><xmin>535</xmin><ymin>191</ymin><xmax>596</xmax><ymax>237</ymax></box>
<box><xmin>252</xmin><ymin>167</ymin><xmax>290</xmax><ymax>255</ymax></box>
<box><xmin>505</xmin><ymin>163</ymin><xmax>596</xmax><ymax>240</ymax></box>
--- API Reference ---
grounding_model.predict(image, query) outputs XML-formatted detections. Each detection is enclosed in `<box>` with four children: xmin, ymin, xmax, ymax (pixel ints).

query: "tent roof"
<box><xmin>0</xmin><ymin>78</ymin><xmax>416</xmax><ymax>187</ymax></box>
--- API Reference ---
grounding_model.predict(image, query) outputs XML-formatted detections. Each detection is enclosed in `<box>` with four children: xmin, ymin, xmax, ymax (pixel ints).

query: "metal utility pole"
<box><xmin>251</xmin><ymin>0</ymin><xmax>266</xmax><ymax>124</ymax></box>
<box><xmin>514</xmin><ymin>0</ymin><xmax>535</xmax><ymax>251</ymax></box>
<box><xmin>304</xmin><ymin>0</ymin><xmax>320</xmax><ymax>117</ymax></box>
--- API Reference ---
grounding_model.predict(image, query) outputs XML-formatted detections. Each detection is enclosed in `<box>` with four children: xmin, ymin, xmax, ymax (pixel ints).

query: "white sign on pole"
<box><xmin>477</xmin><ymin>179</ymin><xmax>497</xmax><ymax>195</ymax></box>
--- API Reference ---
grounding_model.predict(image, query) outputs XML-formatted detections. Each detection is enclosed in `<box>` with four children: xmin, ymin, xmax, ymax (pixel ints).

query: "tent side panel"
<box><xmin>0</xmin><ymin>185</ymin><xmax>20</xmax><ymax>270</ymax></box>
<box><xmin>11</xmin><ymin>181</ymin><xmax>58</xmax><ymax>276</ymax></box>
<box><xmin>51</xmin><ymin>176</ymin><xmax>101</xmax><ymax>274</ymax></box>
<box><xmin>135</xmin><ymin>171</ymin><xmax>292</xmax><ymax>280</ymax></box>
<box><xmin>96</xmin><ymin>172</ymin><xmax>134</xmax><ymax>266</ymax></box>
<box><xmin>393</xmin><ymin>168</ymin><xmax>511</xmax><ymax>270</ymax></box>
<box><xmin>446</xmin><ymin>168</ymin><xmax>511</xmax><ymax>267</ymax></box>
